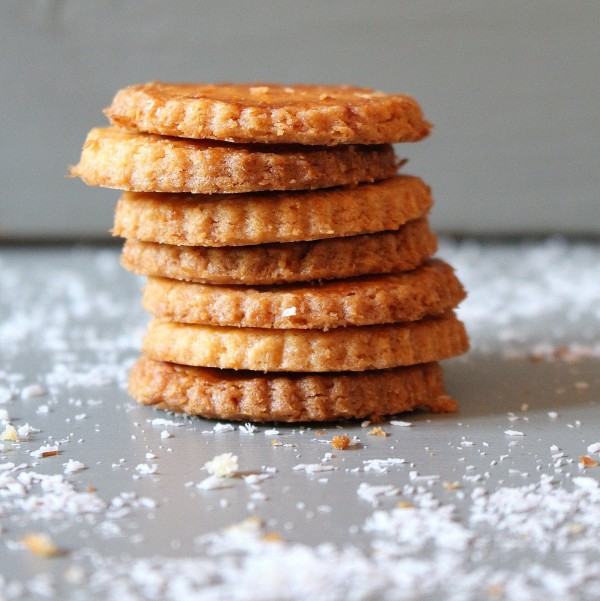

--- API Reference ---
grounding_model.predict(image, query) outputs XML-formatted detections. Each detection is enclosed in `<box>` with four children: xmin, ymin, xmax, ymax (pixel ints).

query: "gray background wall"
<box><xmin>1</xmin><ymin>0</ymin><xmax>598</xmax><ymax>240</ymax></box>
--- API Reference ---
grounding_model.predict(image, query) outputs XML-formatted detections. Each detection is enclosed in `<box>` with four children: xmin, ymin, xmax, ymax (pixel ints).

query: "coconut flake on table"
<box><xmin>204</xmin><ymin>453</ymin><xmax>239</xmax><ymax>478</ymax></box>
<box><xmin>239</xmin><ymin>423</ymin><xmax>258</xmax><ymax>435</ymax></box>
<box><xmin>134</xmin><ymin>463</ymin><xmax>157</xmax><ymax>476</ymax></box>
<box><xmin>587</xmin><ymin>443</ymin><xmax>600</xmax><ymax>454</ymax></box>
<box><xmin>150</xmin><ymin>417</ymin><xmax>184</xmax><ymax>428</ymax></box>
<box><xmin>357</xmin><ymin>483</ymin><xmax>400</xmax><ymax>505</ymax></box>
<box><xmin>63</xmin><ymin>459</ymin><xmax>86</xmax><ymax>474</ymax></box>
<box><xmin>196</xmin><ymin>475</ymin><xmax>230</xmax><ymax>491</ymax></box>
<box><xmin>0</xmin><ymin>424</ymin><xmax>19</xmax><ymax>442</ymax></box>
<box><xmin>21</xmin><ymin>384</ymin><xmax>47</xmax><ymax>399</ymax></box>
<box><xmin>363</xmin><ymin>458</ymin><xmax>407</xmax><ymax>473</ymax></box>
<box><xmin>293</xmin><ymin>464</ymin><xmax>336</xmax><ymax>474</ymax></box>
<box><xmin>206</xmin><ymin>423</ymin><xmax>235</xmax><ymax>434</ymax></box>
<box><xmin>504</xmin><ymin>430</ymin><xmax>525</xmax><ymax>436</ymax></box>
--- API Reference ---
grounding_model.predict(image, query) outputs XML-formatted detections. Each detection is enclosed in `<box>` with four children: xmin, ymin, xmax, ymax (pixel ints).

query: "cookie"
<box><xmin>105</xmin><ymin>82</ymin><xmax>432</xmax><ymax>146</ymax></box>
<box><xmin>141</xmin><ymin>259</ymin><xmax>465</xmax><ymax>329</ymax></box>
<box><xmin>142</xmin><ymin>311</ymin><xmax>469</xmax><ymax>372</ymax></box>
<box><xmin>120</xmin><ymin>217</ymin><xmax>437</xmax><ymax>285</ymax></box>
<box><xmin>129</xmin><ymin>356</ymin><xmax>456</xmax><ymax>422</ymax></box>
<box><xmin>113</xmin><ymin>175</ymin><xmax>432</xmax><ymax>247</ymax></box>
<box><xmin>70</xmin><ymin>127</ymin><xmax>398</xmax><ymax>194</ymax></box>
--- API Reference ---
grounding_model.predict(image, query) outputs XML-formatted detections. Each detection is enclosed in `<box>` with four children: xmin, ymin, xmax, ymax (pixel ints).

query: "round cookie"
<box><xmin>70</xmin><ymin>127</ymin><xmax>398</xmax><ymax>194</ymax></box>
<box><xmin>129</xmin><ymin>356</ymin><xmax>456</xmax><ymax>422</ymax></box>
<box><xmin>113</xmin><ymin>175</ymin><xmax>432</xmax><ymax>247</ymax></box>
<box><xmin>120</xmin><ymin>217</ymin><xmax>437</xmax><ymax>285</ymax></box>
<box><xmin>142</xmin><ymin>312</ymin><xmax>469</xmax><ymax>372</ymax></box>
<box><xmin>141</xmin><ymin>259</ymin><xmax>466</xmax><ymax>329</ymax></box>
<box><xmin>105</xmin><ymin>82</ymin><xmax>432</xmax><ymax>146</ymax></box>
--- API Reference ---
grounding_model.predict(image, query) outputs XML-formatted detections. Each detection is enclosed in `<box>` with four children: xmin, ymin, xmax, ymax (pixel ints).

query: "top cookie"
<box><xmin>104</xmin><ymin>82</ymin><xmax>432</xmax><ymax>146</ymax></box>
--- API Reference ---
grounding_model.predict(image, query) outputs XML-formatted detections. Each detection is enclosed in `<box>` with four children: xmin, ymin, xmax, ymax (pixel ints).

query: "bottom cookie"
<box><xmin>129</xmin><ymin>355</ymin><xmax>457</xmax><ymax>422</ymax></box>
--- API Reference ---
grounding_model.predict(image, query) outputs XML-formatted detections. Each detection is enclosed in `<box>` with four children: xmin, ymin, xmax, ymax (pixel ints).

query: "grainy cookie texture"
<box><xmin>142</xmin><ymin>312</ymin><xmax>469</xmax><ymax>372</ymax></box>
<box><xmin>71</xmin><ymin>79</ymin><xmax>466</xmax><ymax>421</ymax></box>
<box><xmin>105</xmin><ymin>82</ymin><xmax>432</xmax><ymax>146</ymax></box>
<box><xmin>141</xmin><ymin>259</ymin><xmax>466</xmax><ymax>329</ymax></box>
<box><xmin>113</xmin><ymin>175</ymin><xmax>432</xmax><ymax>247</ymax></box>
<box><xmin>120</xmin><ymin>217</ymin><xmax>437</xmax><ymax>285</ymax></box>
<box><xmin>129</xmin><ymin>356</ymin><xmax>456</xmax><ymax>422</ymax></box>
<box><xmin>70</xmin><ymin>127</ymin><xmax>398</xmax><ymax>194</ymax></box>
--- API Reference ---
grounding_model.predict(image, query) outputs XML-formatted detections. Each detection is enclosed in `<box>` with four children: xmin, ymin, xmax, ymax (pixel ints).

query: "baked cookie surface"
<box><xmin>113</xmin><ymin>175</ymin><xmax>432</xmax><ymax>246</ymax></box>
<box><xmin>129</xmin><ymin>356</ymin><xmax>456</xmax><ymax>422</ymax></box>
<box><xmin>141</xmin><ymin>259</ymin><xmax>465</xmax><ymax>329</ymax></box>
<box><xmin>142</xmin><ymin>312</ymin><xmax>469</xmax><ymax>372</ymax></box>
<box><xmin>105</xmin><ymin>82</ymin><xmax>432</xmax><ymax>146</ymax></box>
<box><xmin>120</xmin><ymin>217</ymin><xmax>437</xmax><ymax>285</ymax></box>
<box><xmin>70</xmin><ymin>127</ymin><xmax>397</xmax><ymax>194</ymax></box>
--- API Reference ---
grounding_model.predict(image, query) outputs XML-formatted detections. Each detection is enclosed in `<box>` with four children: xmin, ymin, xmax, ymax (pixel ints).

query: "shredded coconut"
<box><xmin>0</xmin><ymin>424</ymin><xmax>19</xmax><ymax>442</ymax></box>
<box><xmin>204</xmin><ymin>453</ymin><xmax>239</xmax><ymax>478</ymax></box>
<box><xmin>63</xmin><ymin>459</ymin><xmax>86</xmax><ymax>474</ymax></box>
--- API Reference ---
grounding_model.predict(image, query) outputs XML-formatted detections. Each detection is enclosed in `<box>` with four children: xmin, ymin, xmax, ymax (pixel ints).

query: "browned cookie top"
<box><xmin>105</xmin><ymin>82</ymin><xmax>432</xmax><ymax>145</ymax></box>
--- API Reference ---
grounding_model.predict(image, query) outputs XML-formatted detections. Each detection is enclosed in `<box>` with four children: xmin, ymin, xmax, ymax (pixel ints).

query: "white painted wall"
<box><xmin>1</xmin><ymin>1</ymin><xmax>598</xmax><ymax>239</ymax></box>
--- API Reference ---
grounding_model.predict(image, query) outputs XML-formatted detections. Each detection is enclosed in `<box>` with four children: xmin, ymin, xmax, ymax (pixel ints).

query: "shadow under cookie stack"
<box><xmin>72</xmin><ymin>82</ymin><xmax>469</xmax><ymax>422</ymax></box>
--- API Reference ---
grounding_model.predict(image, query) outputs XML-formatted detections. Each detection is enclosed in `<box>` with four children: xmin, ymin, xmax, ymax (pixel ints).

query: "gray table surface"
<box><xmin>1</xmin><ymin>239</ymin><xmax>599</xmax><ymax>600</ymax></box>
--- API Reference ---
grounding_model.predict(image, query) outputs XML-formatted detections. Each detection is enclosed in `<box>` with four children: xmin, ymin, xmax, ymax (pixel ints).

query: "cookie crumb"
<box><xmin>442</xmin><ymin>481</ymin><xmax>460</xmax><ymax>490</ymax></box>
<box><xmin>204</xmin><ymin>453</ymin><xmax>239</xmax><ymax>478</ymax></box>
<box><xmin>579</xmin><ymin>455</ymin><xmax>599</xmax><ymax>468</ymax></box>
<box><xmin>31</xmin><ymin>444</ymin><xmax>59</xmax><ymax>458</ymax></box>
<box><xmin>368</xmin><ymin>427</ymin><xmax>388</xmax><ymax>437</ymax></box>
<box><xmin>21</xmin><ymin>533</ymin><xmax>63</xmax><ymax>558</ymax></box>
<box><xmin>331</xmin><ymin>435</ymin><xmax>350</xmax><ymax>450</ymax></box>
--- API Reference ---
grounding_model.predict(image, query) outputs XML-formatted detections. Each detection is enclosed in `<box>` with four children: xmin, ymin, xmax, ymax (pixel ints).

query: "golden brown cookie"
<box><xmin>70</xmin><ymin>127</ymin><xmax>398</xmax><ymax>194</ymax></box>
<box><xmin>141</xmin><ymin>259</ymin><xmax>466</xmax><ymax>329</ymax></box>
<box><xmin>113</xmin><ymin>175</ymin><xmax>432</xmax><ymax>246</ymax></box>
<box><xmin>142</xmin><ymin>311</ymin><xmax>469</xmax><ymax>372</ymax></box>
<box><xmin>129</xmin><ymin>356</ymin><xmax>456</xmax><ymax>422</ymax></box>
<box><xmin>120</xmin><ymin>217</ymin><xmax>437</xmax><ymax>285</ymax></box>
<box><xmin>105</xmin><ymin>82</ymin><xmax>432</xmax><ymax>146</ymax></box>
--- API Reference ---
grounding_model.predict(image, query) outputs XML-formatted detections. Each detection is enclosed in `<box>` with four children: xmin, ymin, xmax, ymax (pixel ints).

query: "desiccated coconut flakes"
<box><xmin>0</xmin><ymin>424</ymin><xmax>19</xmax><ymax>442</ymax></box>
<box><xmin>63</xmin><ymin>459</ymin><xmax>86</xmax><ymax>474</ymax></box>
<box><xmin>204</xmin><ymin>453</ymin><xmax>239</xmax><ymax>478</ymax></box>
<box><xmin>2</xmin><ymin>242</ymin><xmax>600</xmax><ymax>600</ymax></box>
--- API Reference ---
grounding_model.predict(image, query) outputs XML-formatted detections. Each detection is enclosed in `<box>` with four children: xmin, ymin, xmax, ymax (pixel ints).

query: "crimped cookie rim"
<box><xmin>141</xmin><ymin>259</ymin><xmax>467</xmax><ymax>329</ymax></box>
<box><xmin>105</xmin><ymin>81</ymin><xmax>432</xmax><ymax>145</ymax></box>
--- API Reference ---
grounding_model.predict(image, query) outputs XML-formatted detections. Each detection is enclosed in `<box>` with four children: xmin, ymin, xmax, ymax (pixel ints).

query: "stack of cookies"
<box><xmin>71</xmin><ymin>82</ymin><xmax>469</xmax><ymax>422</ymax></box>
